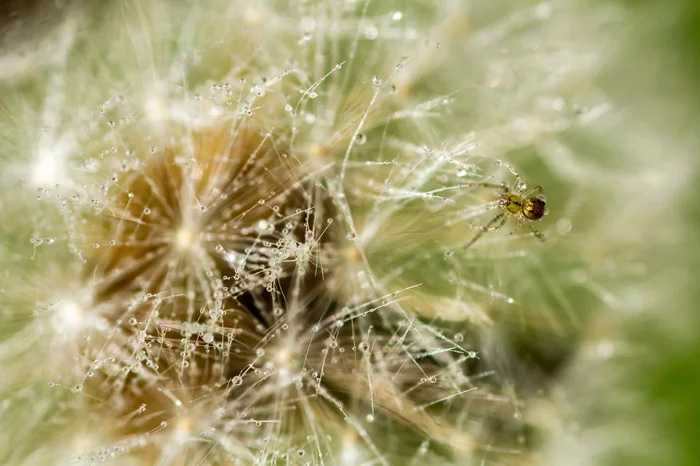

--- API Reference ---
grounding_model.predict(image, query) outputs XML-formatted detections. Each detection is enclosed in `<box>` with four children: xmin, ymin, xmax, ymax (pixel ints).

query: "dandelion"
<box><xmin>0</xmin><ymin>1</ymin><xmax>693</xmax><ymax>466</ymax></box>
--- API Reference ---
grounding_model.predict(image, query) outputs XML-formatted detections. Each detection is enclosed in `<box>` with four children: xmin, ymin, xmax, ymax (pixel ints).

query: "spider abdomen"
<box><xmin>523</xmin><ymin>198</ymin><xmax>546</xmax><ymax>220</ymax></box>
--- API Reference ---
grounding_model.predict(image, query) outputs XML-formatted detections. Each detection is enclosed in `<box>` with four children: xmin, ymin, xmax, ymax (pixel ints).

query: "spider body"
<box><xmin>501</xmin><ymin>194</ymin><xmax>524</xmax><ymax>214</ymax></box>
<box><xmin>458</xmin><ymin>162</ymin><xmax>547</xmax><ymax>250</ymax></box>
<box><xmin>522</xmin><ymin>197</ymin><xmax>546</xmax><ymax>220</ymax></box>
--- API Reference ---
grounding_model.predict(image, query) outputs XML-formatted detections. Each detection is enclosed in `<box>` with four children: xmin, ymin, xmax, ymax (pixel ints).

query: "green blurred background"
<box><xmin>609</xmin><ymin>1</ymin><xmax>700</xmax><ymax>465</ymax></box>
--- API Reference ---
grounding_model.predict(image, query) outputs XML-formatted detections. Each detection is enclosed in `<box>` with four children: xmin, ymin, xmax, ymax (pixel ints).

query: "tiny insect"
<box><xmin>459</xmin><ymin>161</ymin><xmax>547</xmax><ymax>250</ymax></box>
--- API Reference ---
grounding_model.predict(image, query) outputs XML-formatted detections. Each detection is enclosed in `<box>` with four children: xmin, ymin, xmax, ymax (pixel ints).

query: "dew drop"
<box><xmin>83</xmin><ymin>158</ymin><xmax>98</xmax><ymax>172</ymax></box>
<box><xmin>557</xmin><ymin>218</ymin><xmax>572</xmax><ymax>235</ymax></box>
<box><xmin>364</xmin><ymin>25</ymin><xmax>378</xmax><ymax>40</ymax></box>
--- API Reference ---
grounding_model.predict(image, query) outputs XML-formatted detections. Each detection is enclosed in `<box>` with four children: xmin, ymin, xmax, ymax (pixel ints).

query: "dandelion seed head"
<box><xmin>0</xmin><ymin>0</ymin><xmax>689</xmax><ymax>464</ymax></box>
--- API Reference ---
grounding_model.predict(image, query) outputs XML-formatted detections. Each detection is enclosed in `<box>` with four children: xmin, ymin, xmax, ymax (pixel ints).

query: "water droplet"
<box><xmin>364</xmin><ymin>25</ymin><xmax>378</xmax><ymax>40</ymax></box>
<box><xmin>354</xmin><ymin>133</ymin><xmax>367</xmax><ymax>145</ymax></box>
<box><xmin>392</xmin><ymin>11</ymin><xmax>403</xmax><ymax>21</ymax></box>
<box><xmin>83</xmin><ymin>158</ymin><xmax>98</xmax><ymax>172</ymax></box>
<box><xmin>372</xmin><ymin>75</ymin><xmax>382</xmax><ymax>87</ymax></box>
<box><xmin>556</xmin><ymin>219</ymin><xmax>572</xmax><ymax>237</ymax></box>
<box><xmin>203</xmin><ymin>333</ymin><xmax>214</xmax><ymax>344</ymax></box>
<box><xmin>256</xmin><ymin>220</ymin><xmax>271</xmax><ymax>232</ymax></box>
<box><xmin>346</xmin><ymin>231</ymin><xmax>356</xmax><ymax>240</ymax></box>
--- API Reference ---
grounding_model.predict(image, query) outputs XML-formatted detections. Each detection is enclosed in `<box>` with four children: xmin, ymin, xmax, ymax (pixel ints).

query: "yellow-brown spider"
<box><xmin>459</xmin><ymin>162</ymin><xmax>547</xmax><ymax>250</ymax></box>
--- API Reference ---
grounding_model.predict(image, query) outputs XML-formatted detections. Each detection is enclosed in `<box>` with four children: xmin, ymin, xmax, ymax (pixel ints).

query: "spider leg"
<box><xmin>527</xmin><ymin>222</ymin><xmax>546</xmax><ymax>242</ymax></box>
<box><xmin>484</xmin><ymin>214</ymin><xmax>508</xmax><ymax>232</ymax></box>
<box><xmin>511</xmin><ymin>218</ymin><xmax>524</xmax><ymax>235</ymax></box>
<box><xmin>521</xmin><ymin>185</ymin><xmax>544</xmax><ymax>198</ymax></box>
<box><xmin>511</xmin><ymin>216</ymin><xmax>545</xmax><ymax>242</ymax></box>
<box><xmin>500</xmin><ymin>161</ymin><xmax>522</xmax><ymax>189</ymax></box>
<box><xmin>459</xmin><ymin>182</ymin><xmax>509</xmax><ymax>193</ymax></box>
<box><xmin>462</xmin><ymin>213</ymin><xmax>507</xmax><ymax>250</ymax></box>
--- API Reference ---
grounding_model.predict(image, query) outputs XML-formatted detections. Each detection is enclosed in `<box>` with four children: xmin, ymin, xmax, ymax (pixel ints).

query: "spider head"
<box><xmin>500</xmin><ymin>194</ymin><xmax>522</xmax><ymax>214</ymax></box>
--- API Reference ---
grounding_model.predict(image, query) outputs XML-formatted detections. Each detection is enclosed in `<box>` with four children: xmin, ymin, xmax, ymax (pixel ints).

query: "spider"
<box><xmin>458</xmin><ymin>162</ymin><xmax>547</xmax><ymax>250</ymax></box>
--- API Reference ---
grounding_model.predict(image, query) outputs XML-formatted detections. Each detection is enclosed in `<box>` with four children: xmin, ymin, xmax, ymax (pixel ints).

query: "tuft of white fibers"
<box><xmin>0</xmin><ymin>0</ymin><xmax>693</xmax><ymax>465</ymax></box>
